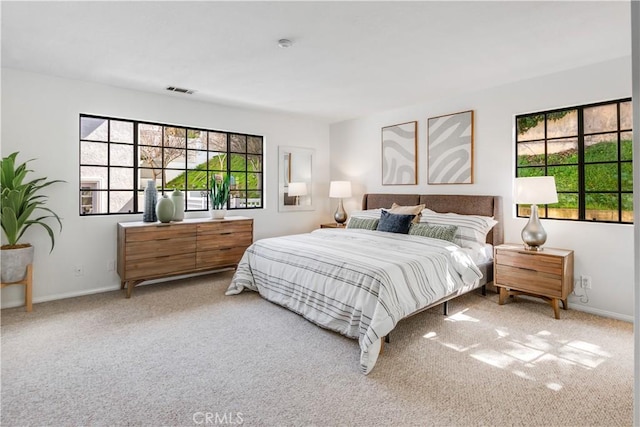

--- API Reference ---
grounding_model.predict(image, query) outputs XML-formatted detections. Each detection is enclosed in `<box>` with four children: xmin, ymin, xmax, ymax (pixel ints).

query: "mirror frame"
<box><xmin>278</xmin><ymin>146</ymin><xmax>314</xmax><ymax>212</ymax></box>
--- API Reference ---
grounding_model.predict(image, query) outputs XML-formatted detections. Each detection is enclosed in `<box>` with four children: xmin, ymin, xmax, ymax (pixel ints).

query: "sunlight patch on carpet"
<box><xmin>444</xmin><ymin>308</ymin><xmax>479</xmax><ymax>323</ymax></box>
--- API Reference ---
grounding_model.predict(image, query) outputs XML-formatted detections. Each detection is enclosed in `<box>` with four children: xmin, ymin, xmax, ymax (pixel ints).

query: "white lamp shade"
<box><xmin>287</xmin><ymin>182</ymin><xmax>307</xmax><ymax>197</ymax></box>
<box><xmin>329</xmin><ymin>181</ymin><xmax>352</xmax><ymax>198</ymax></box>
<box><xmin>514</xmin><ymin>176</ymin><xmax>558</xmax><ymax>204</ymax></box>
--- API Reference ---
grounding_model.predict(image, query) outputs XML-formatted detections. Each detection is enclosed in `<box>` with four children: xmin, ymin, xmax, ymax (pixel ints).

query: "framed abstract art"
<box><xmin>381</xmin><ymin>121</ymin><xmax>417</xmax><ymax>185</ymax></box>
<box><xmin>427</xmin><ymin>110</ymin><xmax>474</xmax><ymax>184</ymax></box>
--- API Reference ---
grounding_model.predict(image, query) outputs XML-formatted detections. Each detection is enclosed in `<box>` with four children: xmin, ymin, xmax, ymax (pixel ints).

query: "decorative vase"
<box><xmin>143</xmin><ymin>179</ymin><xmax>158</xmax><ymax>222</ymax></box>
<box><xmin>171</xmin><ymin>189</ymin><xmax>184</xmax><ymax>221</ymax></box>
<box><xmin>156</xmin><ymin>195</ymin><xmax>174</xmax><ymax>223</ymax></box>
<box><xmin>0</xmin><ymin>245</ymin><xmax>34</xmax><ymax>283</ymax></box>
<box><xmin>209</xmin><ymin>208</ymin><xmax>226</xmax><ymax>220</ymax></box>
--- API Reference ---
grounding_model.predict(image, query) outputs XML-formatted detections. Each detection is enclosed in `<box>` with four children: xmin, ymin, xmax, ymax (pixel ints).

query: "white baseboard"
<box><xmin>486</xmin><ymin>283</ymin><xmax>633</xmax><ymax>323</ymax></box>
<box><xmin>1</xmin><ymin>284</ymin><xmax>121</xmax><ymax>309</ymax></box>
<box><xmin>1</xmin><ymin>268</ymin><xmax>234</xmax><ymax>309</ymax></box>
<box><xmin>568</xmin><ymin>303</ymin><xmax>633</xmax><ymax>323</ymax></box>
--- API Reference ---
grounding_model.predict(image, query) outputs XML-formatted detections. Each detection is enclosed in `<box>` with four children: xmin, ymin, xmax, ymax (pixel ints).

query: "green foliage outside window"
<box><xmin>166</xmin><ymin>154</ymin><xmax>260</xmax><ymax>190</ymax></box>
<box><xmin>516</xmin><ymin>98</ymin><xmax>632</xmax><ymax>223</ymax></box>
<box><xmin>516</xmin><ymin>111</ymin><xmax>569</xmax><ymax>135</ymax></box>
<box><xmin>518</xmin><ymin>140</ymin><xmax>632</xmax><ymax>211</ymax></box>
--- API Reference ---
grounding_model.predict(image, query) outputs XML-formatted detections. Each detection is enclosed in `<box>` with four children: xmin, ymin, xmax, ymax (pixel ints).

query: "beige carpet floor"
<box><xmin>1</xmin><ymin>271</ymin><xmax>633</xmax><ymax>426</ymax></box>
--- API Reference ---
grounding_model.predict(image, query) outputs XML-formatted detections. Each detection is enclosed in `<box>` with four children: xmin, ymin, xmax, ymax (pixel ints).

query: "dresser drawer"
<box><xmin>125</xmin><ymin>237</ymin><xmax>196</xmax><ymax>260</ymax></box>
<box><xmin>126</xmin><ymin>225</ymin><xmax>196</xmax><ymax>242</ymax></box>
<box><xmin>197</xmin><ymin>221</ymin><xmax>252</xmax><ymax>236</ymax></box>
<box><xmin>196</xmin><ymin>246</ymin><xmax>249</xmax><ymax>269</ymax></box>
<box><xmin>197</xmin><ymin>220</ymin><xmax>252</xmax><ymax>250</ymax></box>
<box><xmin>197</xmin><ymin>231</ymin><xmax>253</xmax><ymax>251</ymax></box>
<box><xmin>125</xmin><ymin>253</ymin><xmax>195</xmax><ymax>280</ymax></box>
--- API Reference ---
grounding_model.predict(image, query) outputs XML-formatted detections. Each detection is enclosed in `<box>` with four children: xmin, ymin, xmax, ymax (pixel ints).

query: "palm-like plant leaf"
<box><xmin>209</xmin><ymin>174</ymin><xmax>230</xmax><ymax>209</ymax></box>
<box><xmin>1</xmin><ymin>152</ymin><xmax>64</xmax><ymax>252</ymax></box>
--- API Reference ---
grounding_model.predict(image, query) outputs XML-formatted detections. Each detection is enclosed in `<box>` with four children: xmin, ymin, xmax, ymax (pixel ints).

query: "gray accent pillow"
<box><xmin>409</xmin><ymin>223</ymin><xmax>458</xmax><ymax>243</ymax></box>
<box><xmin>376</xmin><ymin>210</ymin><xmax>415</xmax><ymax>234</ymax></box>
<box><xmin>347</xmin><ymin>217</ymin><xmax>379</xmax><ymax>230</ymax></box>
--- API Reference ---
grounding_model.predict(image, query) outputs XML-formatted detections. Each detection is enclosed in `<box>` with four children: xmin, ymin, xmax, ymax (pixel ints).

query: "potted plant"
<box><xmin>1</xmin><ymin>152</ymin><xmax>64</xmax><ymax>283</ymax></box>
<box><xmin>209</xmin><ymin>174</ymin><xmax>230</xmax><ymax>219</ymax></box>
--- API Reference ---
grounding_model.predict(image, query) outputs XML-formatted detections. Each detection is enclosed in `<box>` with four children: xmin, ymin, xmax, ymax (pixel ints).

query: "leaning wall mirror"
<box><xmin>278</xmin><ymin>146</ymin><xmax>314</xmax><ymax>212</ymax></box>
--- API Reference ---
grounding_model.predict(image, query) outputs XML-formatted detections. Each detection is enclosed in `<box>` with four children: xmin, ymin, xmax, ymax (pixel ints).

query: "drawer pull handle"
<box><xmin>220</xmin><ymin>232</ymin><xmax>232</xmax><ymax>235</ymax></box>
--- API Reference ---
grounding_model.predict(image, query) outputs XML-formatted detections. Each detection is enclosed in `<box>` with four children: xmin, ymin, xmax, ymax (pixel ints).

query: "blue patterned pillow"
<box><xmin>376</xmin><ymin>210</ymin><xmax>415</xmax><ymax>234</ymax></box>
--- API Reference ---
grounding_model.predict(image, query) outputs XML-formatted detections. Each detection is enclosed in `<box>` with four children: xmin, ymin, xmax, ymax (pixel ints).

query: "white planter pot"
<box><xmin>1</xmin><ymin>245</ymin><xmax>34</xmax><ymax>283</ymax></box>
<box><xmin>209</xmin><ymin>209</ymin><xmax>226</xmax><ymax>220</ymax></box>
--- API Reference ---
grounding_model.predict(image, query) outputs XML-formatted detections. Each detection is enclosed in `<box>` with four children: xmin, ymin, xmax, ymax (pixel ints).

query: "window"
<box><xmin>79</xmin><ymin>115</ymin><xmax>264</xmax><ymax>215</ymax></box>
<box><xmin>516</xmin><ymin>98</ymin><xmax>632</xmax><ymax>223</ymax></box>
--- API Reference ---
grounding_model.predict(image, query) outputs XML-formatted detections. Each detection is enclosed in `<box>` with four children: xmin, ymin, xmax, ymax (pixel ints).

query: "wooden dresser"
<box><xmin>117</xmin><ymin>217</ymin><xmax>253</xmax><ymax>297</ymax></box>
<box><xmin>494</xmin><ymin>244</ymin><xmax>574</xmax><ymax>319</ymax></box>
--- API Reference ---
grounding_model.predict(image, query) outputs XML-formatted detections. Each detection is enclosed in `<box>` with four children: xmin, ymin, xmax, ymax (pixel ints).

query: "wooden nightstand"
<box><xmin>494</xmin><ymin>244</ymin><xmax>574</xmax><ymax>319</ymax></box>
<box><xmin>320</xmin><ymin>223</ymin><xmax>346</xmax><ymax>229</ymax></box>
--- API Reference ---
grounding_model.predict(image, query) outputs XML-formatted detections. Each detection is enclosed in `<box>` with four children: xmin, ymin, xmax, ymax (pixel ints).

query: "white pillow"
<box><xmin>347</xmin><ymin>209</ymin><xmax>382</xmax><ymax>222</ymax></box>
<box><xmin>460</xmin><ymin>242</ymin><xmax>494</xmax><ymax>264</ymax></box>
<box><xmin>419</xmin><ymin>209</ymin><xmax>498</xmax><ymax>249</ymax></box>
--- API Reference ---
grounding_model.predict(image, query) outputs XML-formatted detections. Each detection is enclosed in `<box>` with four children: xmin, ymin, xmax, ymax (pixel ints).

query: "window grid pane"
<box><xmin>79</xmin><ymin>114</ymin><xmax>264</xmax><ymax>215</ymax></box>
<box><xmin>515</xmin><ymin>98</ymin><xmax>632</xmax><ymax>224</ymax></box>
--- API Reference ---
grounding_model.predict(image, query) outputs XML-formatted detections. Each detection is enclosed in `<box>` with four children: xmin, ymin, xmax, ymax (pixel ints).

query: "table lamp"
<box><xmin>329</xmin><ymin>181</ymin><xmax>352</xmax><ymax>224</ymax></box>
<box><xmin>514</xmin><ymin>176</ymin><xmax>558</xmax><ymax>251</ymax></box>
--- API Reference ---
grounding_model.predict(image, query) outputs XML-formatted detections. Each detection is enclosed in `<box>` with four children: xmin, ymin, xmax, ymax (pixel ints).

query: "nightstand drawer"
<box><xmin>495</xmin><ymin>249</ymin><xmax>563</xmax><ymax>276</ymax></box>
<box><xmin>495</xmin><ymin>264</ymin><xmax>563</xmax><ymax>298</ymax></box>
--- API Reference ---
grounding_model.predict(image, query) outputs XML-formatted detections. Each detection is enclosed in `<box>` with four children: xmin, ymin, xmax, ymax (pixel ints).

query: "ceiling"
<box><xmin>1</xmin><ymin>1</ymin><xmax>632</xmax><ymax>124</ymax></box>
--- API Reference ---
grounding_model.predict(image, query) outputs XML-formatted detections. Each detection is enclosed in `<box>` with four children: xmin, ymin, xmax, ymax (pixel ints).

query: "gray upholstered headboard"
<box><xmin>361</xmin><ymin>193</ymin><xmax>503</xmax><ymax>246</ymax></box>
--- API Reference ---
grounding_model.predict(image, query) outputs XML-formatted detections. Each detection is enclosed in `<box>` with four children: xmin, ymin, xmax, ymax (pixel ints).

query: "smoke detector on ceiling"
<box><xmin>278</xmin><ymin>39</ymin><xmax>293</xmax><ymax>48</ymax></box>
<box><xmin>166</xmin><ymin>86</ymin><xmax>195</xmax><ymax>95</ymax></box>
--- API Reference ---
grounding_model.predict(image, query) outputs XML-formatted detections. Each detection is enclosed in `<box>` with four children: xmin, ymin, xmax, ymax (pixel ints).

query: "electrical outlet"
<box><xmin>107</xmin><ymin>260</ymin><xmax>115</xmax><ymax>271</ymax></box>
<box><xmin>74</xmin><ymin>265</ymin><xmax>84</xmax><ymax>277</ymax></box>
<box><xmin>581</xmin><ymin>275</ymin><xmax>592</xmax><ymax>289</ymax></box>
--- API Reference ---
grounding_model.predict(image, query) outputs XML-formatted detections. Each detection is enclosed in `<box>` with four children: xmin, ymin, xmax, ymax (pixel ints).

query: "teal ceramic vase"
<box><xmin>171</xmin><ymin>189</ymin><xmax>184</xmax><ymax>221</ymax></box>
<box><xmin>156</xmin><ymin>195</ymin><xmax>174</xmax><ymax>223</ymax></box>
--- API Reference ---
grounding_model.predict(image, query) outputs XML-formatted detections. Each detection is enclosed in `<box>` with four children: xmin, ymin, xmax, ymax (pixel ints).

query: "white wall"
<box><xmin>330</xmin><ymin>56</ymin><xmax>634</xmax><ymax>321</ymax></box>
<box><xmin>1</xmin><ymin>68</ymin><xmax>330</xmax><ymax>307</ymax></box>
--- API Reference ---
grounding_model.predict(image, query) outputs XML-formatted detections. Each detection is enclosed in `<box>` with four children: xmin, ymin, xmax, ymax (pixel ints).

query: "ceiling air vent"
<box><xmin>165</xmin><ymin>86</ymin><xmax>195</xmax><ymax>95</ymax></box>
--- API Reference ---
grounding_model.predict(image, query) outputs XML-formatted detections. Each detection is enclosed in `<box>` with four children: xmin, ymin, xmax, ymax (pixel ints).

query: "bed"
<box><xmin>226</xmin><ymin>193</ymin><xmax>503</xmax><ymax>374</ymax></box>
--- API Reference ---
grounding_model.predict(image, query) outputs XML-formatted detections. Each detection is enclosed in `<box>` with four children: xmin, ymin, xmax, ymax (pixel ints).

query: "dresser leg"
<box><xmin>561</xmin><ymin>298</ymin><xmax>568</xmax><ymax>310</ymax></box>
<box><xmin>498</xmin><ymin>287</ymin><xmax>508</xmax><ymax>305</ymax></box>
<box><xmin>551</xmin><ymin>298</ymin><xmax>560</xmax><ymax>319</ymax></box>
<box><xmin>126</xmin><ymin>281</ymin><xmax>134</xmax><ymax>298</ymax></box>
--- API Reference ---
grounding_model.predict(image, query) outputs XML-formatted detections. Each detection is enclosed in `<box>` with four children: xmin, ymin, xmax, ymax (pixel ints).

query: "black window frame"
<box><xmin>515</xmin><ymin>97</ymin><xmax>633</xmax><ymax>224</ymax></box>
<box><xmin>79</xmin><ymin>114</ymin><xmax>264</xmax><ymax>216</ymax></box>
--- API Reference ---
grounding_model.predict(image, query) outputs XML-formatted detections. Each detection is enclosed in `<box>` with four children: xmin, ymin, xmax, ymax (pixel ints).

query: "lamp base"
<box><xmin>521</xmin><ymin>204</ymin><xmax>547</xmax><ymax>251</ymax></box>
<box><xmin>523</xmin><ymin>244</ymin><xmax>545</xmax><ymax>252</ymax></box>
<box><xmin>334</xmin><ymin>199</ymin><xmax>347</xmax><ymax>224</ymax></box>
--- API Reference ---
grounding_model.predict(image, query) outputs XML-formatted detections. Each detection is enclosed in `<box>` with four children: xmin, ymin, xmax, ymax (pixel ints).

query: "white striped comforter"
<box><xmin>225</xmin><ymin>228</ymin><xmax>483</xmax><ymax>374</ymax></box>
